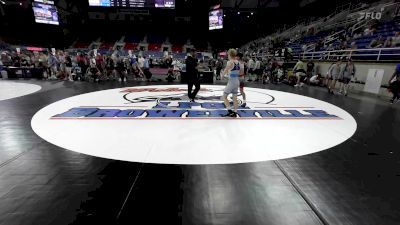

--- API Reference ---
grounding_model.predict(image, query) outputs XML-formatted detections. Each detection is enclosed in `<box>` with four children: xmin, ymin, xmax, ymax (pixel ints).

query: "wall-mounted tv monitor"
<box><xmin>32</xmin><ymin>2</ymin><xmax>59</xmax><ymax>25</ymax></box>
<box><xmin>209</xmin><ymin>9</ymin><xmax>223</xmax><ymax>30</ymax></box>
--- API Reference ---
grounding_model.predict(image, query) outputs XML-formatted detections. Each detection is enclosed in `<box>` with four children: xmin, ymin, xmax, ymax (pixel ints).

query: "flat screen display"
<box><xmin>88</xmin><ymin>0</ymin><xmax>175</xmax><ymax>8</ymax></box>
<box><xmin>34</xmin><ymin>0</ymin><xmax>55</xmax><ymax>4</ymax></box>
<box><xmin>209</xmin><ymin>9</ymin><xmax>223</xmax><ymax>30</ymax></box>
<box><xmin>32</xmin><ymin>2</ymin><xmax>59</xmax><ymax>25</ymax></box>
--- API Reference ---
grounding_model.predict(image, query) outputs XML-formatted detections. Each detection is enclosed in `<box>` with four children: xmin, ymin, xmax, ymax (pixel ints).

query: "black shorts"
<box><xmin>341</xmin><ymin>77</ymin><xmax>351</xmax><ymax>84</ymax></box>
<box><xmin>144</xmin><ymin>68</ymin><xmax>152</xmax><ymax>79</ymax></box>
<box><xmin>390</xmin><ymin>80</ymin><xmax>400</xmax><ymax>92</ymax></box>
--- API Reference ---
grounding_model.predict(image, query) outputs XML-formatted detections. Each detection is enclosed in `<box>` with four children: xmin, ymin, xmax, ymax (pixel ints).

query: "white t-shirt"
<box><xmin>310</xmin><ymin>75</ymin><xmax>318</xmax><ymax>83</ymax></box>
<box><xmin>255</xmin><ymin>60</ymin><xmax>261</xmax><ymax>70</ymax></box>
<box><xmin>239</xmin><ymin>61</ymin><xmax>245</xmax><ymax>77</ymax></box>
<box><xmin>248</xmin><ymin>59</ymin><xmax>254</xmax><ymax>70</ymax></box>
<box><xmin>138</xmin><ymin>57</ymin><xmax>145</xmax><ymax>68</ymax></box>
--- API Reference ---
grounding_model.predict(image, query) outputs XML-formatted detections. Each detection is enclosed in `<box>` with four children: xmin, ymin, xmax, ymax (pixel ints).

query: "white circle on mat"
<box><xmin>0</xmin><ymin>81</ymin><xmax>41</xmax><ymax>101</ymax></box>
<box><xmin>31</xmin><ymin>85</ymin><xmax>357</xmax><ymax>165</ymax></box>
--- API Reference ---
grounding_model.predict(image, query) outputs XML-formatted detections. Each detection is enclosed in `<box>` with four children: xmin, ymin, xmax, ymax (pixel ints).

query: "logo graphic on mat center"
<box><xmin>51</xmin><ymin>87</ymin><xmax>340</xmax><ymax>119</ymax></box>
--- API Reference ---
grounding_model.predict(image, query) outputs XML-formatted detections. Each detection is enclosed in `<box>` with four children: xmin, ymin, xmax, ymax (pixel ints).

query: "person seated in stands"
<box><xmin>315</xmin><ymin>39</ymin><xmax>323</xmax><ymax>51</ymax></box>
<box><xmin>143</xmin><ymin>56</ymin><xmax>152</xmax><ymax>82</ymax></box>
<box><xmin>384</xmin><ymin>37</ymin><xmax>393</xmax><ymax>48</ymax></box>
<box><xmin>364</xmin><ymin>27</ymin><xmax>372</xmax><ymax>36</ymax></box>
<box><xmin>339</xmin><ymin>41</ymin><xmax>347</xmax><ymax>50</ymax></box>
<box><xmin>368</xmin><ymin>36</ymin><xmax>384</xmax><ymax>48</ymax></box>
<box><xmin>353</xmin><ymin>32</ymin><xmax>362</xmax><ymax>39</ymax></box>
<box><xmin>349</xmin><ymin>42</ymin><xmax>358</xmax><ymax>50</ymax></box>
<box><xmin>326</xmin><ymin>44</ymin><xmax>334</xmax><ymax>51</ymax></box>
<box><xmin>392</xmin><ymin>32</ymin><xmax>400</xmax><ymax>47</ymax></box>
<box><xmin>364</xmin><ymin>25</ymin><xmax>376</xmax><ymax>36</ymax></box>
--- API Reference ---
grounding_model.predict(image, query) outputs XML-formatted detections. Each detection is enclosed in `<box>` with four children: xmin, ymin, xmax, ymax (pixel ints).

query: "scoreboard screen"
<box><xmin>88</xmin><ymin>0</ymin><xmax>175</xmax><ymax>8</ymax></box>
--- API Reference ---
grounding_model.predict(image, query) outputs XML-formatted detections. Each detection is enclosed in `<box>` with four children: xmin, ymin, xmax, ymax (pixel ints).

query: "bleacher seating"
<box><xmin>74</xmin><ymin>41</ymin><xmax>91</xmax><ymax>49</ymax></box>
<box><xmin>148</xmin><ymin>43</ymin><xmax>162</xmax><ymax>51</ymax></box>
<box><xmin>171</xmin><ymin>45</ymin><xmax>183</xmax><ymax>53</ymax></box>
<box><xmin>99</xmin><ymin>42</ymin><xmax>114</xmax><ymax>50</ymax></box>
<box><xmin>243</xmin><ymin>1</ymin><xmax>400</xmax><ymax>61</ymax></box>
<box><xmin>147</xmin><ymin>35</ymin><xmax>165</xmax><ymax>44</ymax></box>
<box><xmin>125</xmin><ymin>35</ymin><xmax>144</xmax><ymax>43</ymax></box>
<box><xmin>124</xmin><ymin>43</ymin><xmax>138</xmax><ymax>50</ymax></box>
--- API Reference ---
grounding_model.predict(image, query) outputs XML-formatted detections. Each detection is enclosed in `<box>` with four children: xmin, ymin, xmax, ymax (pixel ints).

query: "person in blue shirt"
<box><xmin>143</xmin><ymin>56</ymin><xmax>152</xmax><ymax>81</ymax></box>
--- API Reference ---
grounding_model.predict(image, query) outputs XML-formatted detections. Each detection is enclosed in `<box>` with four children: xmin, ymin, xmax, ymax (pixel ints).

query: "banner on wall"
<box><xmin>364</xmin><ymin>69</ymin><xmax>384</xmax><ymax>94</ymax></box>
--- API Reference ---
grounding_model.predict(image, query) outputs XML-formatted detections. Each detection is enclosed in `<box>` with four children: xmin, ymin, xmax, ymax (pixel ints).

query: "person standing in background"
<box><xmin>48</xmin><ymin>52</ymin><xmax>58</xmax><ymax>79</ymax></box>
<box><xmin>293</xmin><ymin>58</ymin><xmax>306</xmax><ymax>87</ymax></box>
<box><xmin>339</xmin><ymin>59</ymin><xmax>356</xmax><ymax>96</ymax></box>
<box><xmin>215</xmin><ymin>58</ymin><xmax>223</xmax><ymax>80</ymax></box>
<box><xmin>389</xmin><ymin>64</ymin><xmax>400</xmax><ymax>104</ymax></box>
<box><xmin>306</xmin><ymin>60</ymin><xmax>315</xmax><ymax>85</ymax></box>
<box><xmin>237</xmin><ymin>52</ymin><xmax>247</xmax><ymax>107</ymax></box>
<box><xmin>247</xmin><ymin>57</ymin><xmax>254</xmax><ymax>81</ymax></box>
<box><xmin>327</xmin><ymin>59</ymin><xmax>343</xmax><ymax>94</ymax></box>
<box><xmin>65</xmin><ymin>52</ymin><xmax>73</xmax><ymax>81</ymax></box>
<box><xmin>138</xmin><ymin>55</ymin><xmax>145</xmax><ymax>71</ymax></box>
<box><xmin>254</xmin><ymin>58</ymin><xmax>261</xmax><ymax>82</ymax></box>
<box><xmin>58</xmin><ymin>51</ymin><xmax>66</xmax><ymax>80</ymax></box>
<box><xmin>185</xmin><ymin>49</ymin><xmax>200</xmax><ymax>102</ymax></box>
<box><xmin>222</xmin><ymin>49</ymin><xmax>240</xmax><ymax>117</ymax></box>
<box><xmin>115</xmin><ymin>55</ymin><xmax>127</xmax><ymax>82</ymax></box>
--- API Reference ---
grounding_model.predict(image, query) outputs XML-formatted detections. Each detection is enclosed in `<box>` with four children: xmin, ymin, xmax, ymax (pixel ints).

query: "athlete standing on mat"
<box><xmin>237</xmin><ymin>52</ymin><xmax>247</xmax><ymax>107</ymax></box>
<box><xmin>186</xmin><ymin>49</ymin><xmax>200</xmax><ymax>102</ymax></box>
<box><xmin>222</xmin><ymin>49</ymin><xmax>240</xmax><ymax>117</ymax></box>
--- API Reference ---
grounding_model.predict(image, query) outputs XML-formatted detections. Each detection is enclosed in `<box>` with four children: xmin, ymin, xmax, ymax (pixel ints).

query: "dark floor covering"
<box><xmin>0</xmin><ymin>79</ymin><xmax>399</xmax><ymax>225</ymax></box>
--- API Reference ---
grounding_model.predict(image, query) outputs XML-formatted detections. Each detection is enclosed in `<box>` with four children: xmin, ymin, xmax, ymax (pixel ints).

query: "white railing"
<box><xmin>300</xmin><ymin>47</ymin><xmax>400</xmax><ymax>61</ymax></box>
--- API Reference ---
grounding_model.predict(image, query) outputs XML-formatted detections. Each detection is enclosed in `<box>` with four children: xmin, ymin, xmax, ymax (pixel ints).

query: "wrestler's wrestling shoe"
<box><xmin>223</xmin><ymin>110</ymin><xmax>238</xmax><ymax>118</ymax></box>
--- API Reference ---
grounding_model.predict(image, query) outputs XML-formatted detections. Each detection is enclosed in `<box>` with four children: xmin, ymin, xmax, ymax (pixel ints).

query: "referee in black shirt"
<box><xmin>185</xmin><ymin>49</ymin><xmax>200</xmax><ymax>102</ymax></box>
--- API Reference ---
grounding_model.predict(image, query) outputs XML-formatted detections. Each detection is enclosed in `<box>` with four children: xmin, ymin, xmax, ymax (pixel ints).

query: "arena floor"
<box><xmin>0</xmin><ymin>79</ymin><xmax>399</xmax><ymax>225</ymax></box>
